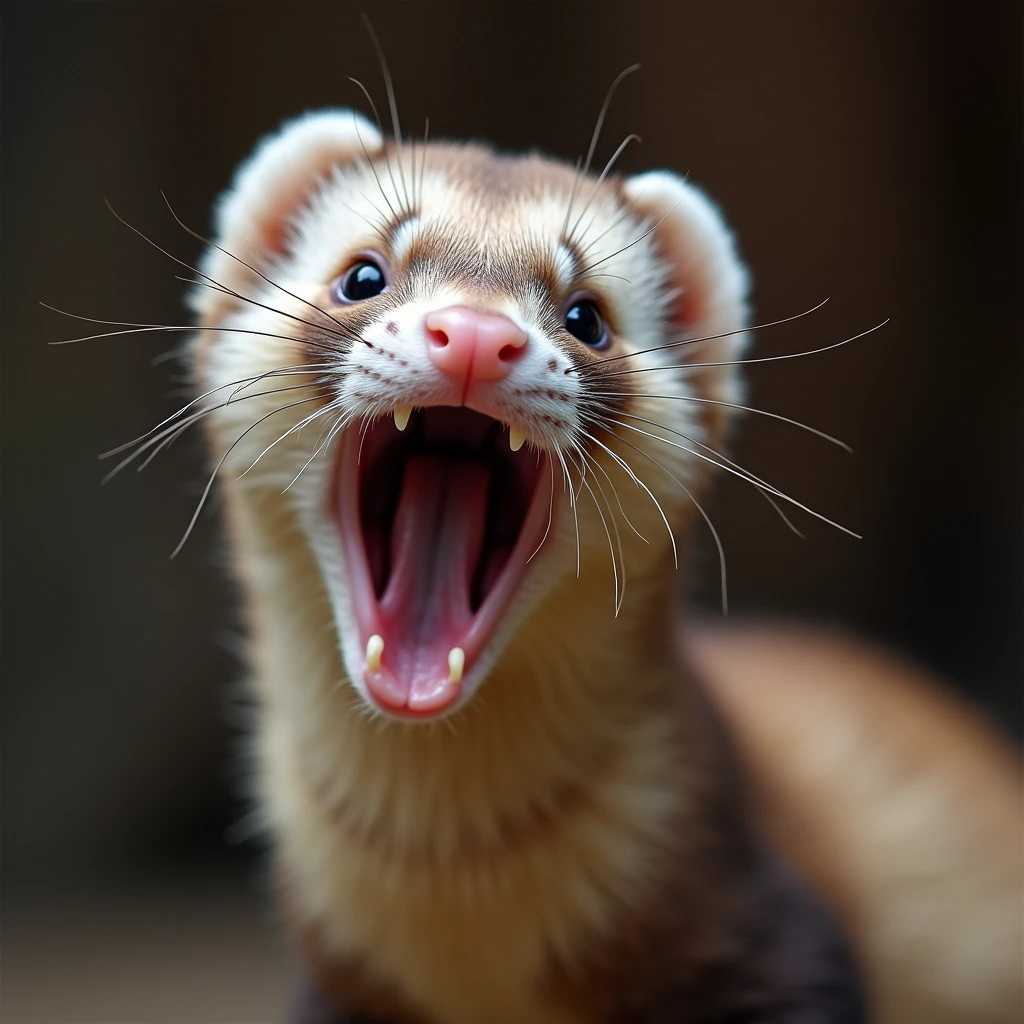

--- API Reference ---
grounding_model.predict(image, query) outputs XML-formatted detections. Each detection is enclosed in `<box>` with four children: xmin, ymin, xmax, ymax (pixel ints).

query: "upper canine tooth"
<box><xmin>366</xmin><ymin>634</ymin><xmax>384</xmax><ymax>673</ymax></box>
<box><xmin>509</xmin><ymin>426</ymin><xmax>526</xmax><ymax>452</ymax></box>
<box><xmin>447</xmin><ymin>647</ymin><xmax>465</xmax><ymax>686</ymax></box>
<box><xmin>393</xmin><ymin>407</ymin><xmax>412</xmax><ymax>431</ymax></box>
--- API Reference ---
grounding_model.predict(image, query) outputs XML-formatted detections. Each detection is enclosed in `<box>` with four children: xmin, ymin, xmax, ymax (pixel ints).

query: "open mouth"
<box><xmin>335</xmin><ymin>408</ymin><xmax>549</xmax><ymax>717</ymax></box>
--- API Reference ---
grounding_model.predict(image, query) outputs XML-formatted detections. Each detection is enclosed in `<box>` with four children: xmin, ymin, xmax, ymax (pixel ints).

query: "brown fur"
<box><xmin>692</xmin><ymin>622</ymin><xmax>1023</xmax><ymax>1024</ymax></box>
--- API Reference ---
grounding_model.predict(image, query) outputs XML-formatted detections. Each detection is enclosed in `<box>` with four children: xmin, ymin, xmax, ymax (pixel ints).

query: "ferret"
<box><xmin>102</xmin><ymin>103</ymin><xmax>1020</xmax><ymax>1022</ymax></box>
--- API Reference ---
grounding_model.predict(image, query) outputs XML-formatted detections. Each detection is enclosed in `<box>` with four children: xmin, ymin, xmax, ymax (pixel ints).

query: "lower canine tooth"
<box><xmin>366</xmin><ymin>634</ymin><xmax>384</xmax><ymax>673</ymax></box>
<box><xmin>393</xmin><ymin>407</ymin><xmax>412</xmax><ymax>431</ymax></box>
<box><xmin>509</xmin><ymin>426</ymin><xmax>526</xmax><ymax>452</ymax></box>
<box><xmin>447</xmin><ymin>647</ymin><xmax>465</xmax><ymax>686</ymax></box>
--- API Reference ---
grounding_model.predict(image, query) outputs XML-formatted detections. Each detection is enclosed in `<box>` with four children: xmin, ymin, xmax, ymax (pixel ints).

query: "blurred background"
<box><xmin>3</xmin><ymin>1</ymin><xmax>1021</xmax><ymax>1020</ymax></box>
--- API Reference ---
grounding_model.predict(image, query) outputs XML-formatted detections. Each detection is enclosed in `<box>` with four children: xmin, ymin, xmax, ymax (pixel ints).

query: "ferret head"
<box><xmin>190</xmin><ymin>109</ymin><xmax>750</xmax><ymax>721</ymax></box>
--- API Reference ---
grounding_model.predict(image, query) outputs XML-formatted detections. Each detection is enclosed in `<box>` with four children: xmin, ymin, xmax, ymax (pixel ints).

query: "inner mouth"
<box><xmin>335</xmin><ymin>408</ymin><xmax>548</xmax><ymax>717</ymax></box>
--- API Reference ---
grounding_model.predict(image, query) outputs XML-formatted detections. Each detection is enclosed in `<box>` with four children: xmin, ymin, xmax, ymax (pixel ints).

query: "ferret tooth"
<box><xmin>393</xmin><ymin>407</ymin><xmax>412</xmax><ymax>432</ymax></box>
<box><xmin>509</xmin><ymin>426</ymin><xmax>526</xmax><ymax>452</ymax></box>
<box><xmin>447</xmin><ymin>647</ymin><xmax>465</xmax><ymax>686</ymax></box>
<box><xmin>365</xmin><ymin>634</ymin><xmax>384</xmax><ymax>673</ymax></box>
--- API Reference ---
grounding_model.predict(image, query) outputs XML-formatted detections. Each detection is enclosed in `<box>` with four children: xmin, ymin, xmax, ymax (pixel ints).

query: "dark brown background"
<box><xmin>3</xmin><ymin>1</ymin><xmax>1021</xmax><ymax>1019</ymax></box>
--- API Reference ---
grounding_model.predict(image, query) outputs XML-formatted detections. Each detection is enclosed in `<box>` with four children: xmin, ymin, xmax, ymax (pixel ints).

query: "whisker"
<box><xmin>574</xmin><ymin>192</ymin><xmax>645</xmax><ymax>268</ymax></box>
<box><xmin>569</xmin><ymin>448</ymin><xmax>623</xmax><ymax>615</ymax></box>
<box><xmin>151</xmin><ymin>348</ymin><xmax>183</xmax><ymax>366</ymax></box>
<box><xmin>103</xmin><ymin>200</ymin><xmax>359</xmax><ymax>349</ymax></box>
<box><xmin>348</xmin><ymin>80</ymin><xmax>404</xmax><ymax>222</ymax></box>
<box><xmin>574</xmin><ymin>433</ymin><xmax>649</xmax><ymax>545</ymax></box>
<box><xmin>566</xmin><ymin>132</ymin><xmax>641</xmax><ymax>249</ymax></box>
<box><xmin>159</xmin><ymin>192</ymin><xmax>357</xmax><ymax>341</ymax></box>
<box><xmin>362</xmin><ymin>14</ymin><xmax>412</xmax><ymax>215</ymax></box>
<box><xmin>606</xmin><ymin>409</ymin><xmax>808</xmax><ymax>537</ymax></box>
<box><xmin>171</xmin><ymin>395</ymin><xmax>326</xmax><ymax>558</ymax></box>
<box><xmin>418</xmin><ymin>118</ymin><xmax>430</xmax><ymax>211</ymax></box>
<box><xmin>560</xmin><ymin>155</ymin><xmax>585</xmax><ymax>244</ymax></box>
<box><xmin>43</xmin><ymin>303</ymin><xmax>338</xmax><ymax>353</ymax></box>
<box><xmin>574</xmin><ymin>440</ymin><xmax>637</xmax><ymax>616</ymax></box>
<box><xmin>577</xmin><ymin>199</ymin><xmax>680</xmax><ymax>279</ymax></box>
<box><xmin>239</xmin><ymin>400</ymin><xmax>340</xmax><ymax>478</ymax></box>
<box><xmin>600</xmin><ymin>427</ymin><xmax>728</xmax><ymax>613</ymax></box>
<box><xmin>587</xmin><ymin>320</ymin><xmax>889</xmax><ymax>379</ymax></box>
<box><xmin>574</xmin><ymin>298</ymin><xmax>831</xmax><ymax>373</ymax></box>
<box><xmin>586</xmin><ymin>387</ymin><xmax>851</xmax><ymax>450</ymax></box>
<box><xmin>339</xmin><ymin>192</ymin><xmax>393</xmax><ymax>247</ymax></box>
<box><xmin>106</xmin><ymin>365</ymin><xmax>322</xmax><ymax>458</ymax></box>
<box><xmin>526</xmin><ymin>457</ymin><xmax>556</xmax><ymax>564</ymax></box>
<box><xmin>581</xmin><ymin>272</ymin><xmax>632</xmax><ymax>284</ymax></box>
<box><xmin>101</xmin><ymin>383</ymin><xmax>326</xmax><ymax>481</ymax></box>
<box><xmin>562</xmin><ymin>64</ymin><xmax>641</xmax><ymax>244</ymax></box>
<box><xmin>176</xmin><ymin>277</ymin><xmax>351</xmax><ymax>354</ymax></box>
<box><xmin>581</xmin><ymin>427</ymin><xmax>680</xmax><ymax>568</ymax></box>
<box><xmin>227</xmin><ymin>364</ymin><xmax>326</xmax><ymax>401</ymax></box>
<box><xmin>282</xmin><ymin>407</ymin><xmax>355</xmax><ymax>493</ymax></box>
<box><xmin>605</xmin><ymin>414</ymin><xmax>860</xmax><ymax>538</ymax></box>
<box><xmin>408</xmin><ymin>128</ymin><xmax>417</xmax><ymax>227</ymax></box>
<box><xmin>553</xmin><ymin>448</ymin><xmax>581</xmax><ymax>577</ymax></box>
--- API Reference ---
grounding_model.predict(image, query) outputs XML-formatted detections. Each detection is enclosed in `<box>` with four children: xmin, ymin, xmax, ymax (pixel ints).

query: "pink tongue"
<box><xmin>378</xmin><ymin>455</ymin><xmax>489</xmax><ymax>702</ymax></box>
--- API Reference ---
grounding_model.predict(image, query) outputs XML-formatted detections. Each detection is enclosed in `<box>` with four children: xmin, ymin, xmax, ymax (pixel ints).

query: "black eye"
<box><xmin>564</xmin><ymin>300</ymin><xmax>607</xmax><ymax>348</ymax></box>
<box><xmin>336</xmin><ymin>260</ymin><xmax>388</xmax><ymax>302</ymax></box>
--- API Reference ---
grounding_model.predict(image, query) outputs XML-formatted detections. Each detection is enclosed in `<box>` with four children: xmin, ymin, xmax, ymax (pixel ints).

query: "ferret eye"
<box><xmin>564</xmin><ymin>300</ymin><xmax>607</xmax><ymax>348</ymax></box>
<box><xmin>336</xmin><ymin>260</ymin><xmax>388</xmax><ymax>303</ymax></box>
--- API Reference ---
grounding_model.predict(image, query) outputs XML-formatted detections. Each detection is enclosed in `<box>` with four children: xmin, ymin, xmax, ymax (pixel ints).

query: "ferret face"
<box><xmin>190</xmin><ymin>111</ymin><xmax>749</xmax><ymax>720</ymax></box>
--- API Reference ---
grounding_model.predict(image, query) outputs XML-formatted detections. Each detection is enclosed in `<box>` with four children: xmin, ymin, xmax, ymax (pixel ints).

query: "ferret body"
<box><xmin>165</xmin><ymin>109</ymin><xmax>1021</xmax><ymax>1022</ymax></box>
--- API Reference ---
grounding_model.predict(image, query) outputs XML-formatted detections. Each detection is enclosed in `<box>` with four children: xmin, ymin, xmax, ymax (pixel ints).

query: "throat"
<box><xmin>378</xmin><ymin>455</ymin><xmax>489</xmax><ymax>671</ymax></box>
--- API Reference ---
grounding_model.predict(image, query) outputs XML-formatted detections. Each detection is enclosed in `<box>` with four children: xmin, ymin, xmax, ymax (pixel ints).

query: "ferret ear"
<box><xmin>193</xmin><ymin>109</ymin><xmax>382</xmax><ymax>323</ymax></box>
<box><xmin>621</xmin><ymin>171</ymin><xmax>751</xmax><ymax>421</ymax></box>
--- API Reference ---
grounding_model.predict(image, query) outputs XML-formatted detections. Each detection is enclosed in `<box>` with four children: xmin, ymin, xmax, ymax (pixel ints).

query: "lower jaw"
<box><xmin>334</xmin><ymin>415</ymin><xmax>553</xmax><ymax>720</ymax></box>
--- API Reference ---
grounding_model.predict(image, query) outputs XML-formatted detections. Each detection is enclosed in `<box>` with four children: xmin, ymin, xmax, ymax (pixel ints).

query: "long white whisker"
<box><xmin>581</xmin><ymin>427</ymin><xmax>679</xmax><ymax>568</ymax></box>
<box><xmin>362</xmin><ymin>15</ymin><xmax>412</xmax><ymax>215</ymax></box>
<box><xmin>603</xmin><ymin>427</ymin><xmax>729</xmax><ymax>613</ymax></box>
<box><xmin>171</xmin><ymin>395</ymin><xmax>325</xmax><ymax>558</ymax></box>
<box><xmin>102</xmin><ymin>365</ymin><xmax>322</xmax><ymax>457</ymax></box>
<box><xmin>573</xmin><ymin>434</ymin><xmax>648</xmax><ymax>545</ymax></box>
<box><xmin>136</xmin><ymin>385</ymin><xmax>331</xmax><ymax>477</ymax></box>
<box><xmin>611</xmin><ymin>409</ymin><xmax>809</xmax><ymax>536</ymax></box>
<box><xmin>587</xmin><ymin>388</ymin><xmax>850</xmax><ymax>451</ymax></box>
<box><xmin>553</xmin><ymin>448</ymin><xmax>581</xmax><ymax>577</ymax></box>
<box><xmin>526</xmin><ymin>457</ymin><xmax>556</xmax><ymax>565</ymax></box>
<box><xmin>569</xmin><ymin>448</ymin><xmax>623</xmax><ymax>615</ymax></box>
<box><xmin>563</xmin><ymin>64</ymin><xmax>641</xmax><ymax>243</ymax></box>
<box><xmin>578</xmin><ymin>199</ymin><xmax>680</xmax><ymax>278</ymax></box>
<box><xmin>101</xmin><ymin>382</ymin><xmax>325</xmax><ymax>481</ymax></box>
<box><xmin>567</xmin><ymin>133</ymin><xmax>641</xmax><ymax>247</ymax></box>
<box><xmin>103</xmin><ymin>200</ymin><xmax>359</xmax><ymax>349</ymax></box>
<box><xmin>44</xmin><ymin>304</ymin><xmax>342</xmax><ymax>353</ymax></box>
<box><xmin>606</xmin><ymin>415</ymin><xmax>860</xmax><ymax>538</ymax></box>
<box><xmin>347</xmin><ymin>98</ymin><xmax>400</xmax><ymax>222</ymax></box>
<box><xmin>574</xmin><ymin>441</ymin><xmax>631</xmax><ymax>615</ymax></box>
<box><xmin>576</xmin><ymin>298</ymin><xmax>830</xmax><ymax>373</ymax></box>
<box><xmin>574</xmin><ymin>192</ymin><xmax>645</xmax><ymax>268</ymax></box>
<box><xmin>240</xmin><ymin>401</ymin><xmax>339</xmax><ymax>478</ymax></box>
<box><xmin>587</xmin><ymin>320</ymin><xmax>889</xmax><ymax>379</ymax></box>
<box><xmin>160</xmin><ymin>192</ymin><xmax>356</xmax><ymax>339</ymax></box>
<box><xmin>283</xmin><ymin>407</ymin><xmax>356</xmax><ymax>493</ymax></box>
<box><xmin>179</xmin><ymin>277</ymin><xmax>363</xmax><ymax>353</ymax></box>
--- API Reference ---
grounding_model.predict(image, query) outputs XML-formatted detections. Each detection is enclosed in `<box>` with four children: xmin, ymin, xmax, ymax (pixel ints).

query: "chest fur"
<box><xmin>262</xmin><ymin>682</ymin><xmax>687</xmax><ymax>1024</ymax></box>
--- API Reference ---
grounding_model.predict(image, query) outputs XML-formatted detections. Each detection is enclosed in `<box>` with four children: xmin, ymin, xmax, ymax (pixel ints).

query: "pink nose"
<box><xmin>424</xmin><ymin>306</ymin><xmax>528</xmax><ymax>388</ymax></box>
